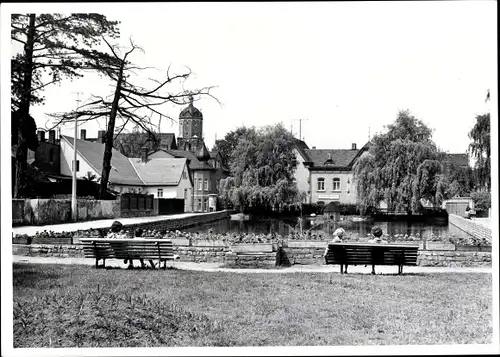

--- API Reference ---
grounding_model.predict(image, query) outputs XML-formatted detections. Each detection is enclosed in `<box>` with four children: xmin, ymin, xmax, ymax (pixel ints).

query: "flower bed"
<box><xmin>13</xmin><ymin>224</ymin><xmax>491</xmax><ymax>247</ymax></box>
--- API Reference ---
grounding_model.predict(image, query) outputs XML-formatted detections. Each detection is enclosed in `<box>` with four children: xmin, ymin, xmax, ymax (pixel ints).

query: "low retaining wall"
<box><xmin>449</xmin><ymin>213</ymin><xmax>492</xmax><ymax>242</ymax></box>
<box><xmin>224</xmin><ymin>252</ymin><xmax>279</xmax><ymax>269</ymax></box>
<box><xmin>417</xmin><ymin>250</ymin><xmax>491</xmax><ymax>267</ymax></box>
<box><xmin>173</xmin><ymin>245</ymin><xmax>229</xmax><ymax>263</ymax></box>
<box><xmin>13</xmin><ymin>244</ymin><xmax>84</xmax><ymax>258</ymax></box>
<box><xmin>12</xmin><ymin>237</ymin><xmax>492</xmax><ymax>268</ymax></box>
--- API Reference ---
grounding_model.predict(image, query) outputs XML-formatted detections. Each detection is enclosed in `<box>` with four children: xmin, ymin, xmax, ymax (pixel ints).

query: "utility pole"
<box><xmin>71</xmin><ymin>91</ymin><xmax>83</xmax><ymax>222</ymax></box>
<box><xmin>292</xmin><ymin>119</ymin><xmax>308</xmax><ymax>140</ymax></box>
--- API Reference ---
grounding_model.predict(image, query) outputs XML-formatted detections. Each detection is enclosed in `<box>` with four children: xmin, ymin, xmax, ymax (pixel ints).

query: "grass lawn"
<box><xmin>12</xmin><ymin>263</ymin><xmax>492</xmax><ymax>347</ymax></box>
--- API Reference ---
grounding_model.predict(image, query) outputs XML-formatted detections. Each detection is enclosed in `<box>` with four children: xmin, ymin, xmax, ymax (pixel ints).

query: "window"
<box><xmin>203</xmin><ymin>198</ymin><xmax>208</xmax><ymax>211</ymax></box>
<box><xmin>72</xmin><ymin>160</ymin><xmax>80</xmax><ymax>172</ymax></box>
<box><xmin>197</xmin><ymin>198</ymin><xmax>202</xmax><ymax>211</ymax></box>
<box><xmin>317</xmin><ymin>178</ymin><xmax>325</xmax><ymax>191</ymax></box>
<box><xmin>182</xmin><ymin>170</ymin><xmax>187</xmax><ymax>179</ymax></box>
<box><xmin>197</xmin><ymin>178</ymin><xmax>203</xmax><ymax>191</ymax></box>
<box><xmin>333</xmin><ymin>178</ymin><xmax>341</xmax><ymax>191</ymax></box>
<box><xmin>157</xmin><ymin>188</ymin><xmax>163</xmax><ymax>198</ymax></box>
<box><xmin>204</xmin><ymin>178</ymin><xmax>209</xmax><ymax>190</ymax></box>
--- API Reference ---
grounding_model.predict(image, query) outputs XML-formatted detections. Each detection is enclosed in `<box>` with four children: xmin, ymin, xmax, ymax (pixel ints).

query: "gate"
<box><xmin>157</xmin><ymin>198</ymin><xmax>184</xmax><ymax>215</ymax></box>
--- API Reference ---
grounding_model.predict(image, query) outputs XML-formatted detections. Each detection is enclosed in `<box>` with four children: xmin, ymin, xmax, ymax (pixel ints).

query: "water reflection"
<box><xmin>183</xmin><ymin>215</ymin><xmax>471</xmax><ymax>240</ymax></box>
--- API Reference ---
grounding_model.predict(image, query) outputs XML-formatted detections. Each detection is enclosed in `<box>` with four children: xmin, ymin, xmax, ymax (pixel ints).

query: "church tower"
<box><xmin>177</xmin><ymin>96</ymin><xmax>204</xmax><ymax>152</ymax></box>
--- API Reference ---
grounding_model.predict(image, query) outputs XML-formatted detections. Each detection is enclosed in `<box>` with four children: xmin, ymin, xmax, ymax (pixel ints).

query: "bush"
<box><xmin>471</xmin><ymin>191</ymin><xmax>491</xmax><ymax>213</ymax></box>
<box><xmin>338</xmin><ymin>203</ymin><xmax>360</xmax><ymax>215</ymax></box>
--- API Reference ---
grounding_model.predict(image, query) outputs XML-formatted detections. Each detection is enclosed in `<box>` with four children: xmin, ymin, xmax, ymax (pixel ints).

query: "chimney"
<box><xmin>48</xmin><ymin>130</ymin><xmax>56</xmax><ymax>144</ymax></box>
<box><xmin>97</xmin><ymin>130</ymin><xmax>106</xmax><ymax>144</ymax></box>
<box><xmin>141</xmin><ymin>147</ymin><xmax>148</xmax><ymax>163</ymax></box>
<box><xmin>37</xmin><ymin>130</ymin><xmax>45</xmax><ymax>142</ymax></box>
<box><xmin>80</xmin><ymin>129</ymin><xmax>86</xmax><ymax>140</ymax></box>
<box><xmin>352</xmin><ymin>143</ymin><xmax>357</xmax><ymax>150</ymax></box>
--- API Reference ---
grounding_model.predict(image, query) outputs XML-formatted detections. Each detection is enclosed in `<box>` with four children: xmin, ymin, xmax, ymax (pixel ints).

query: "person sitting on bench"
<box><xmin>324</xmin><ymin>228</ymin><xmax>348</xmax><ymax>273</ymax></box>
<box><xmin>367</xmin><ymin>226</ymin><xmax>388</xmax><ymax>275</ymax></box>
<box><xmin>132</xmin><ymin>228</ymin><xmax>156</xmax><ymax>269</ymax></box>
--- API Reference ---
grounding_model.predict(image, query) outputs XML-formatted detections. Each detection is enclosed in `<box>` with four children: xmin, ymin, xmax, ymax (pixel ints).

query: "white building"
<box><xmin>293</xmin><ymin>140</ymin><xmax>371</xmax><ymax>205</ymax></box>
<box><xmin>60</xmin><ymin>135</ymin><xmax>193</xmax><ymax>211</ymax></box>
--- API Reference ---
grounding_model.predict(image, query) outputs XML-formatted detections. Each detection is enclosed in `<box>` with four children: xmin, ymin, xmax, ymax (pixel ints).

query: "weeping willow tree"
<box><xmin>218</xmin><ymin>124</ymin><xmax>301</xmax><ymax>213</ymax></box>
<box><xmin>353</xmin><ymin>110</ymin><xmax>447</xmax><ymax>215</ymax></box>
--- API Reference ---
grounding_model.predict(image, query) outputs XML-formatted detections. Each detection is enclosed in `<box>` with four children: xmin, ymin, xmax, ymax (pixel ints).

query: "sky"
<box><xmin>2</xmin><ymin>1</ymin><xmax>498</xmax><ymax>154</ymax></box>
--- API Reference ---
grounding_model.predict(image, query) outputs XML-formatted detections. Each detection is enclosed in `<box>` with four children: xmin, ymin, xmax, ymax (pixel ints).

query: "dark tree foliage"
<box><xmin>49</xmin><ymin>38</ymin><xmax>218</xmax><ymax>197</ymax></box>
<box><xmin>353</xmin><ymin>110</ymin><xmax>446</xmax><ymax>215</ymax></box>
<box><xmin>219</xmin><ymin>124</ymin><xmax>303</xmax><ymax>213</ymax></box>
<box><xmin>212</xmin><ymin>126</ymin><xmax>258</xmax><ymax>169</ymax></box>
<box><xmin>11</xmin><ymin>13</ymin><xmax>119</xmax><ymax>197</ymax></box>
<box><xmin>469</xmin><ymin>113</ymin><xmax>490</xmax><ymax>191</ymax></box>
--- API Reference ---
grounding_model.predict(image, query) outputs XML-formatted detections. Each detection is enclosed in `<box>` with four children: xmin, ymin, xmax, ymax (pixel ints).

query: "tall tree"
<box><xmin>469</xmin><ymin>113</ymin><xmax>490</xmax><ymax>191</ymax></box>
<box><xmin>49</xmin><ymin>38</ymin><xmax>217</xmax><ymax>197</ymax></box>
<box><xmin>212</xmin><ymin>126</ymin><xmax>257</xmax><ymax>168</ymax></box>
<box><xmin>11</xmin><ymin>13</ymin><xmax>119</xmax><ymax>197</ymax></box>
<box><xmin>353</xmin><ymin>110</ymin><xmax>445</xmax><ymax>215</ymax></box>
<box><xmin>219</xmin><ymin>124</ymin><xmax>300</xmax><ymax>213</ymax></box>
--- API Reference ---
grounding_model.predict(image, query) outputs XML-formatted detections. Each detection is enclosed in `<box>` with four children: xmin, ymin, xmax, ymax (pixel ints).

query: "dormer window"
<box><xmin>324</xmin><ymin>153</ymin><xmax>334</xmax><ymax>165</ymax></box>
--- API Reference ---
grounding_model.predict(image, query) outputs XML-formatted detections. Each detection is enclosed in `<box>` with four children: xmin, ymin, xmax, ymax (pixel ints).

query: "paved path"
<box><xmin>12</xmin><ymin>212</ymin><xmax>216</xmax><ymax>236</ymax></box>
<box><xmin>11</xmin><ymin>255</ymin><xmax>492</xmax><ymax>274</ymax></box>
<box><xmin>472</xmin><ymin>218</ymin><xmax>492</xmax><ymax>229</ymax></box>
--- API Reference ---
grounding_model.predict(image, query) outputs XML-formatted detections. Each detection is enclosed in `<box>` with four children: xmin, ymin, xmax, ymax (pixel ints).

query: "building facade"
<box><xmin>293</xmin><ymin>142</ymin><xmax>371</xmax><ymax>205</ymax></box>
<box><xmin>59</xmin><ymin>135</ymin><xmax>193</xmax><ymax>211</ymax></box>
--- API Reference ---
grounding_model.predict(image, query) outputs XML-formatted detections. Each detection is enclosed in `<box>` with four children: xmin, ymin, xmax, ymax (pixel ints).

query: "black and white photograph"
<box><xmin>1</xmin><ymin>1</ymin><xmax>498</xmax><ymax>356</ymax></box>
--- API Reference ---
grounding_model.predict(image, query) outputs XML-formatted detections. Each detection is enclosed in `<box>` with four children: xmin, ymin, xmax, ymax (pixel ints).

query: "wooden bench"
<box><xmin>80</xmin><ymin>238</ymin><xmax>175</xmax><ymax>269</ymax></box>
<box><xmin>325</xmin><ymin>242</ymin><xmax>419</xmax><ymax>275</ymax></box>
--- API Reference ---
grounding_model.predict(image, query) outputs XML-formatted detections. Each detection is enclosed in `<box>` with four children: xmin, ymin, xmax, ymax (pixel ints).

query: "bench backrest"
<box><xmin>326</xmin><ymin>243</ymin><xmax>419</xmax><ymax>266</ymax></box>
<box><xmin>80</xmin><ymin>238</ymin><xmax>174</xmax><ymax>260</ymax></box>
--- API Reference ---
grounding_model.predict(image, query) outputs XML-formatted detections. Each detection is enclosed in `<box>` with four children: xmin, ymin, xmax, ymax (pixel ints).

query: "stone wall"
<box><xmin>224</xmin><ymin>252</ymin><xmax>279</xmax><ymax>269</ymax></box>
<box><xmin>417</xmin><ymin>250</ymin><xmax>491</xmax><ymax>267</ymax></box>
<box><xmin>280</xmin><ymin>247</ymin><xmax>325</xmax><ymax>266</ymax></box>
<box><xmin>173</xmin><ymin>245</ymin><xmax>228</xmax><ymax>263</ymax></box>
<box><xmin>12</xmin><ymin>244</ymin><xmax>85</xmax><ymax>258</ymax></box>
<box><xmin>12</xmin><ymin>235</ymin><xmax>492</xmax><ymax>268</ymax></box>
<box><xmin>448</xmin><ymin>213</ymin><xmax>492</xmax><ymax>242</ymax></box>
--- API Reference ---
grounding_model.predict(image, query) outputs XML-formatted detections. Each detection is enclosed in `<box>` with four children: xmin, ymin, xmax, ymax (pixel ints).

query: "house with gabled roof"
<box><xmin>145</xmin><ymin>144</ymin><xmax>228</xmax><ymax>212</ymax></box>
<box><xmin>293</xmin><ymin>141</ymin><xmax>371</xmax><ymax>205</ymax></box>
<box><xmin>59</xmin><ymin>135</ymin><xmax>193</xmax><ymax>211</ymax></box>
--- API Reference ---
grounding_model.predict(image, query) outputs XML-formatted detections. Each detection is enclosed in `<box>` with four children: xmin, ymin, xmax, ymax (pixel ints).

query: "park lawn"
<box><xmin>12</xmin><ymin>263</ymin><xmax>492</xmax><ymax>347</ymax></box>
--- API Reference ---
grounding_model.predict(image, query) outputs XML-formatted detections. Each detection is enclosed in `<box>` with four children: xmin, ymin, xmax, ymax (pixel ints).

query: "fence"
<box><xmin>119</xmin><ymin>194</ymin><xmax>156</xmax><ymax>218</ymax></box>
<box><xmin>12</xmin><ymin>198</ymin><xmax>120</xmax><ymax>226</ymax></box>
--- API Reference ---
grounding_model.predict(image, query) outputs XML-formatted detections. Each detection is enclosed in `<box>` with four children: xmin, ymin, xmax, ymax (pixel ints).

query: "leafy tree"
<box><xmin>11</xmin><ymin>13</ymin><xmax>119</xmax><ymax>197</ymax></box>
<box><xmin>49</xmin><ymin>39</ymin><xmax>218</xmax><ymax>198</ymax></box>
<box><xmin>442</xmin><ymin>162</ymin><xmax>475</xmax><ymax>197</ymax></box>
<box><xmin>212</xmin><ymin>126</ymin><xmax>257</xmax><ymax>168</ymax></box>
<box><xmin>353</xmin><ymin>110</ymin><xmax>445</xmax><ymax>215</ymax></box>
<box><xmin>470</xmin><ymin>191</ymin><xmax>491</xmax><ymax>213</ymax></box>
<box><xmin>469</xmin><ymin>113</ymin><xmax>490</xmax><ymax>191</ymax></box>
<box><xmin>219</xmin><ymin>124</ymin><xmax>300</xmax><ymax>213</ymax></box>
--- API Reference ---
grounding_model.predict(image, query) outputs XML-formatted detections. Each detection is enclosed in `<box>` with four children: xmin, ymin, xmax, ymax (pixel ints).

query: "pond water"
<box><xmin>183</xmin><ymin>215</ymin><xmax>474</xmax><ymax>241</ymax></box>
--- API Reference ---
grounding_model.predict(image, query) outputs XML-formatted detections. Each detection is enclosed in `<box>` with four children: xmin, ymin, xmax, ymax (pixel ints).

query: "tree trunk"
<box><xmin>98</xmin><ymin>64</ymin><xmax>124</xmax><ymax>198</ymax></box>
<box><xmin>14</xmin><ymin>14</ymin><xmax>36</xmax><ymax>198</ymax></box>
